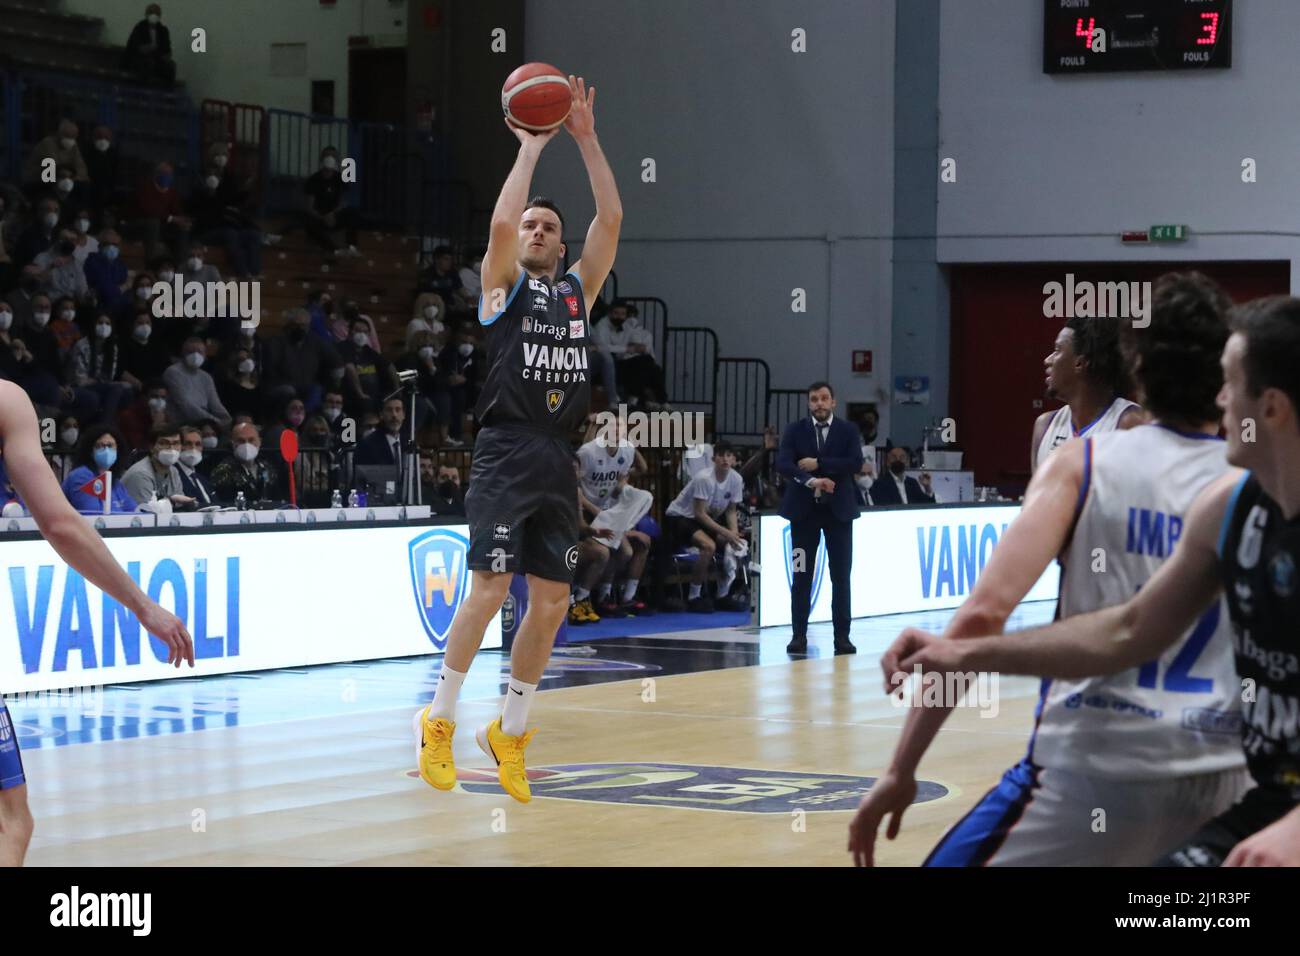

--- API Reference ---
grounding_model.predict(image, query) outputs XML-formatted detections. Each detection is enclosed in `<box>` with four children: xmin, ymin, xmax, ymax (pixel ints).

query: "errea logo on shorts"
<box><xmin>493</xmin><ymin>523</ymin><xmax>511</xmax><ymax>541</ymax></box>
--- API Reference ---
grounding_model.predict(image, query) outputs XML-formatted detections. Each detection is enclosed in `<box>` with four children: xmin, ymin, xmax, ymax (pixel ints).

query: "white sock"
<box><xmin>575</xmin><ymin>585</ymin><xmax>591</xmax><ymax>602</ymax></box>
<box><xmin>428</xmin><ymin>662</ymin><xmax>467</xmax><ymax>721</ymax></box>
<box><xmin>621</xmin><ymin>578</ymin><xmax>639</xmax><ymax>603</ymax></box>
<box><xmin>501</xmin><ymin>677</ymin><xmax>538</xmax><ymax>736</ymax></box>
<box><xmin>688</xmin><ymin>582</ymin><xmax>702</xmax><ymax>599</ymax></box>
<box><xmin>596</xmin><ymin>582</ymin><xmax>612</xmax><ymax>602</ymax></box>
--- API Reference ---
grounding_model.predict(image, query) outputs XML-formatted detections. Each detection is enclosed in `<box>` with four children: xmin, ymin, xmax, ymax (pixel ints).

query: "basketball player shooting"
<box><xmin>0</xmin><ymin>380</ymin><xmax>194</xmax><ymax>867</ymax></box>
<box><xmin>414</xmin><ymin>75</ymin><xmax>621</xmax><ymax>803</ymax></box>
<box><xmin>890</xmin><ymin>296</ymin><xmax>1300</xmax><ymax>866</ymax></box>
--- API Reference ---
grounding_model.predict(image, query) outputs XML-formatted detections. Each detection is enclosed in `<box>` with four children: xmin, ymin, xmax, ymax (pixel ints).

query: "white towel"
<box><xmin>590</xmin><ymin>486</ymin><xmax>654</xmax><ymax>549</ymax></box>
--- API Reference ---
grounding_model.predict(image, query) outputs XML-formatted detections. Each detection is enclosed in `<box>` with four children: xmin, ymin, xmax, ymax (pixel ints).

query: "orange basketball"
<box><xmin>501</xmin><ymin>63</ymin><xmax>571</xmax><ymax>131</ymax></box>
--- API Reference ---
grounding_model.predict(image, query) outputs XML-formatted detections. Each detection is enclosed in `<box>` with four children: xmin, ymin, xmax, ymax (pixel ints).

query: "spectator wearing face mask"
<box><xmin>83</xmin><ymin>229</ymin><xmax>129</xmax><ymax>316</ymax></box>
<box><xmin>868</xmin><ymin>445</ymin><xmax>935</xmax><ymax>506</ymax></box>
<box><xmin>133</xmin><ymin>160</ymin><xmax>190</xmax><ymax>262</ymax></box>
<box><xmin>49</xmin><ymin>413</ymin><xmax>80</xmax><ymax>482</ymax></box>
<box><xmin>0</xmin><ymin>298</ymin><xmax>23</xmax><ymax>381</ymax></box>
<box><xmin>31</xmin><ymin>231</ymin><xmax>90</xmax><ymax>304</ymax></box>
<box><xmin>321</xmin><ymin>390</ymin><xmax>346</xmax><ymax>439</ymax></box>
<box><xmin>209</xmin><ymin>421</ymin><xmax>278</xmax><ymax>504</ymax></box>
<box><xmin>195</xmin><ymin>420</ymin><xmax>222</xmax><ymax>472</ymax></box>
<box><xmin>426</xmin><ymin>460</ymin><xmax>466</xmax><ymax>517</ymax></box>
<box><xmin>118</xmin><ymin>380</ymin><xmax>171</xmax><ymax>452</ymax></box>
<box><xmin>296</xmin><ymin>146</ymin><xmax>362</xmax><ymax>257</ymax></box>
<box><xmin>340</xmin><ymin>316</ymin><xmax>399</xmax><ymax>415</ymax></box>
<box><xmin>36</xmin><ymin>165</ymin><xmax>90</xmax><ymax>214</ymax></box>
<box><xmin>411</xmin><ymin>293</ymin><xmax>447</xmax><ymax>343</ymax></box>
<box><xmin>190</xmin><ymin>165</ymin><xmax>262</xmax><ymax>279</ymax></box>
<box><xmin>180</xmin><ymin>243</ymin><xmax>222</xmax><ymax>284</ymax></box>
<box><xmin>395</xmin><ymin>328</ymin><xmax>443</xmax><ymax>439</ymax></box>
<box><xmin>47</xmin><ymin>296</ymin><xmax>83</xmax><ymax>360</ymax></box>
<box><xmin>164</xmin><ymin>336</ymin><xmax>231</xmax><ymax>430</ymax></box>
<box><xmin>13</xmin><ymin>199</ymin><xmax>63</xmax><ymax>270</ymax></box>
<box><xmin>22</xmin><ymin>119</ymin><xmax>89</xmax><ymax>193</ymax></box>
<box><xmin>434</xmin><ymin>320</ymin><xmax>479</xmax><ymax>446</ymax></box>
<box><xmin>122</xmin><ymin>3</ymin><xmax>176</xmax><ymax>87</ymax></box>
<box><xmin>119</xmin><ymin>310</ymin><xmax>169</xmax><ymax>385</ymax></box>
<box><xmin>68</xmin><ymin>313</ymin><xmax>134</xmax><ymax>423</ymax></box>
<box><xmin>61</xmin><ymin>424</ymin><xmax>138</xmax><ymax>514</ymax></box>
<box><xmin>85</xmin><ymin>125</ymin><xmax>120</xmax><ymax>224</ymax></box>
<box><xmin>592</xmin><ymin>300</ymin><xmax>667</xmax><ymax>410</ymax></box>
<box><xmin>264</xmin><ymin>308</ymin><xmax>342</xmax><ymax>412</ymax></box>
<box><xmin>67</xmin><ymin>209</ymin><xmax>99</xmax><ymax>265</ymax></box>
<box><xmin>121</xmin><ymin>423</ymin><xmax>194</xmax><ymax>509</ymax></box>
<box><xmin>416</xmin><ymin>246</ymin><xmax>472</xmax><ymax>316</ymax></box>
<box><xmin>175</xmin><ymin>425</ymin><xmax>215</xmax><ymax>506</ymax></box>
<box><xmin>14</xmin><ymin>292</ymin><xmax>99</xmax><ymax>422</ymax></box>
<box><xmin>217</xmin><ymin>346</ymin><xmax>264</xmax><ymax>422</ymax></box>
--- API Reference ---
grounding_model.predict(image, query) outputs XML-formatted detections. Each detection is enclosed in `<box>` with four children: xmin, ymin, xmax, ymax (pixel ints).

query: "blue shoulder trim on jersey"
<box><xmin>479</xmin><ymin>271</ymin><xmax>526</xmax><ymax>326</ymax></box>
<box><xmin>1073</xmin><ymin>437</ymin><xmax>1093</xmax><ymax>518</ymax></box>
<box><xmin>1153</xmin><ymin>423</ymin><xmax>1225</xmax><ymax>441</ymax></box>
<box><xmin>564</xmin><ymin>269</ymin><xmax>584</xmax><ymax>298</ymax></box>
<box><xmin>1216</xmin><ymin>471</ymin><xmax>1251</xmax><ymax>560</ymax></box>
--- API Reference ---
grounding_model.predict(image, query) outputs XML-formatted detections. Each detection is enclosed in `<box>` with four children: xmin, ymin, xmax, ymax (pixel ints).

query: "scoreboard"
<box><xmin>1044</xmin><ymin>0</ymin><xmax>1232</xmax><ymax>74</ymax></box>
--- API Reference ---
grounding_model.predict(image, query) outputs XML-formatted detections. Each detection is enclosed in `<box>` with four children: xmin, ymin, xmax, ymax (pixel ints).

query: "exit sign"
<box><xmin>852</xmin><ymin>350</ymin><xmax>872</xmax><ymax>374</ymax></box>
<box><xmin>1149</xmin><ymin>224</ymin><xmax>1189</xmax><ymax>241</ymax></box>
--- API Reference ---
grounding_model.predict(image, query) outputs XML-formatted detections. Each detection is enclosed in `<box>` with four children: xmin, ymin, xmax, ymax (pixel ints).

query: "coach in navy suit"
<box><xmin>776</xmin><ymin>381</ymin><xmax>863</xmax><ymax>655</ymax></box>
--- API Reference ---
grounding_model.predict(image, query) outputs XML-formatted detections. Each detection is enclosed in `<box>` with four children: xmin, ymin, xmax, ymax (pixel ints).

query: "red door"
<box><xmin>949</xmin><ymin>261</ymin><xmax>1289</xmax><ymax>494</ymax></box>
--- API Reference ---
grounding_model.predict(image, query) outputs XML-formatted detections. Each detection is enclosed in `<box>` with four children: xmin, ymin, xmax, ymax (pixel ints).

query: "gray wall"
<box><xmin>937</xmin><ymin>0</ymin><xmax>1300</xmax><ymax>282</ymax></box>
<box><xmin>523</xmin><ymin>0</ymin><xmax>897</xmax><ymax>429</ymax></box>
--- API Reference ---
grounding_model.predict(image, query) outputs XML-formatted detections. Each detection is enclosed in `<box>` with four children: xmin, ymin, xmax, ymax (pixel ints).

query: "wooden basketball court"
<box><xmin>14</xmin><ymin>608</ymin><xmax>1048</xmax><ymax>867</ymax></box>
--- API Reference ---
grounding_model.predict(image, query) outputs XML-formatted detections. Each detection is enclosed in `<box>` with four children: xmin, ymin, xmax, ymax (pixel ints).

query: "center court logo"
<box><xmin>445</xmin><ymin>763</ymin><xmax>950</xmax><ymax>813</ymax></box>
<box><xmin>408</xmin><ymin>529</ymin><xmax>470</xmax><ymax>649</ymax></box>
<box><xmin>782</xmin><ymin>523</ymin><xmax>827</xmax><ymax>606</ymax></box>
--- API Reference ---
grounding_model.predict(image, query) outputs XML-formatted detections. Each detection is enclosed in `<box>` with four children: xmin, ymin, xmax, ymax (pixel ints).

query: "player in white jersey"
<box><xmin>849</xmin><ymin>272</ymin><xmax>1249</xmax><ymax>866</ymax></box>
<box><xmin>665</xmin><ymin>442</ymin><xmax>747</xmax><ymax>611</ymax></box>
<box><xmin>1031</xmin><ymin>314</ymin><xmax>1145</xmax><ymax>474</ymax></box>
<box><xmin>574</xmin><ymin>420</ymin><xmax>653</xmax><ymax>617</ymax></box>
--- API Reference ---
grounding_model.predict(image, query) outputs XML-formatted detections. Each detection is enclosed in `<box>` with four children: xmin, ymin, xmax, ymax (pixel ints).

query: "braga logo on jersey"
<box><xmin>526</xmin><ymin>319</ymin><xmax>567</xmax><ymax>340</ymax></box>
<box><xmin>408</xmin><ymin>529</ymin><xmax>469</xmax><ymax>649</ymax></box>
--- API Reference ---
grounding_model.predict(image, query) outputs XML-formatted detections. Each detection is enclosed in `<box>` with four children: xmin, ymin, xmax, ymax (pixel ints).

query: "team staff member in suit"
<box><xmin>776</xmin><ymin>381</ymin><xmax>863</xmax><ymax>655</ymax></box>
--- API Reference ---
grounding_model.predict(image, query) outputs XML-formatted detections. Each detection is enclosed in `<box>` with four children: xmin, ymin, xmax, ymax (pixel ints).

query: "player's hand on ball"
<box><xmin>1223</xmin><ymin>809</ymin><xmax>1300</xmax><ymax>866</ymax></box>
<box><xmin>848</xmin><ymin>772</ymin><xmax>918</xmax><ymax>867</ymax></box>
<box><xmin>563</xmin><ymin>75</ymin><xmax>596</xmax><ymax>139</ymax></box>
<box><xmin>505</xmin><ymin>116</ymin><xmax>561</xmax><ymax>149</ymax></box>
<box><xmin>138</xmin><ymin>601</ymin><xmax>195</xmax><ymax>667</ymax></box>
<box><xmin>881</xmin><ymin>626</ymin><xmax>940</xmax><ymax>692</ymax></box>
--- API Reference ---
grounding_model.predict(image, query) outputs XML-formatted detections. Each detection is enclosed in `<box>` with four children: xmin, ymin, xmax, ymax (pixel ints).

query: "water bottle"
<box><xmin>235</xmin><ymin>491</ymin><xmax>246</xmax><ymax>511</ymax></box>
<box><xmin>331</xmin><ymin>489</ymin><xmax>343</xmax><ymax>509</ymax></box>
<box><xmin>348</xmin><ymin>489</ymin><xmax>358</xmax><ymax>508</ymax></box>
<box><xmin>357</xmin><ymin>489</ymin><xmax>368</xmax><ymax>508</ymax></box>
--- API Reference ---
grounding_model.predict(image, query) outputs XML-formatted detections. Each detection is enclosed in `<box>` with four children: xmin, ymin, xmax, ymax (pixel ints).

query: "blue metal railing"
<box><xmin>714</xmin><ymin>358</ymin><xmax>770</xmax><ymax>441</ymax></box>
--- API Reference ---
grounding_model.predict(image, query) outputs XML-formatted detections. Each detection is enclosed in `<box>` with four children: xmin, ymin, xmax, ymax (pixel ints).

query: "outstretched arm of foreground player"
<box><xmin>563</xmin><ymin>76</ymin><xmax>622</xmax><ymax>310</ymax></box>
<box><xmin>0</xmin><ymin>381</ymin><xmax>193</xmax><ymax>666</ymax></box>
<box><xmin>479</xmin><ymin>121</ymin><xmax>562</xmax><ymax>319</ymax></box>
<box><xmin>849</xmin><ymin>439</ymin><xmax>1085</xmax><ymax>866</ymax></box>
<box><xmin>897</xmin><ymin>469</ymin><xmax>1241</xmax><ymax>680</ymax></box>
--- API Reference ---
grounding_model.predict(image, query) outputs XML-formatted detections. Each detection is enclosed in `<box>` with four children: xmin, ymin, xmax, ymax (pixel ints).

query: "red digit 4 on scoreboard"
<box><xmin>1075</xmin><ymin>17</ymin><xmax>1096</xmax><ymax>50</ymax></box>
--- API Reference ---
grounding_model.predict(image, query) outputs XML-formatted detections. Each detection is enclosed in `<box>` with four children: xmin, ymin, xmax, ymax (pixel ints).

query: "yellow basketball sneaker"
<box><xmin>476</xmin><ymin>718</ymin><xmax>538</xmax><ymax>803</ymax></box>
<box><xmin>413</xmin><ymin>706</ymin><xmax>456</xmax><ymax>791</ymax></box>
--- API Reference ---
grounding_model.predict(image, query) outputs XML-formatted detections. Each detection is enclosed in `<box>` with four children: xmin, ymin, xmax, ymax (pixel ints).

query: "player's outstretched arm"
<box><xmin>852</xmin><ymin>439</ymin><xmax>1087</xmax><ymax>866</ymax></box>
<box><xmin>0</xmin><ymin>381</ymin><xmax>194</xmax><ymax>666</ymax></box>
<box><xmin>901</xmin><ymin>469</ymin><xmax>1242</xmax><ymax>680</ymax></box>
<box><xmin>563</xmin><ymin>76</ymin><xmax>622</xmax><ymax>308</ymax></box>
<box><xmin>480</xmin><ymin>120</ymin><xmax>560</xmax><ymax>320</ymax></box>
